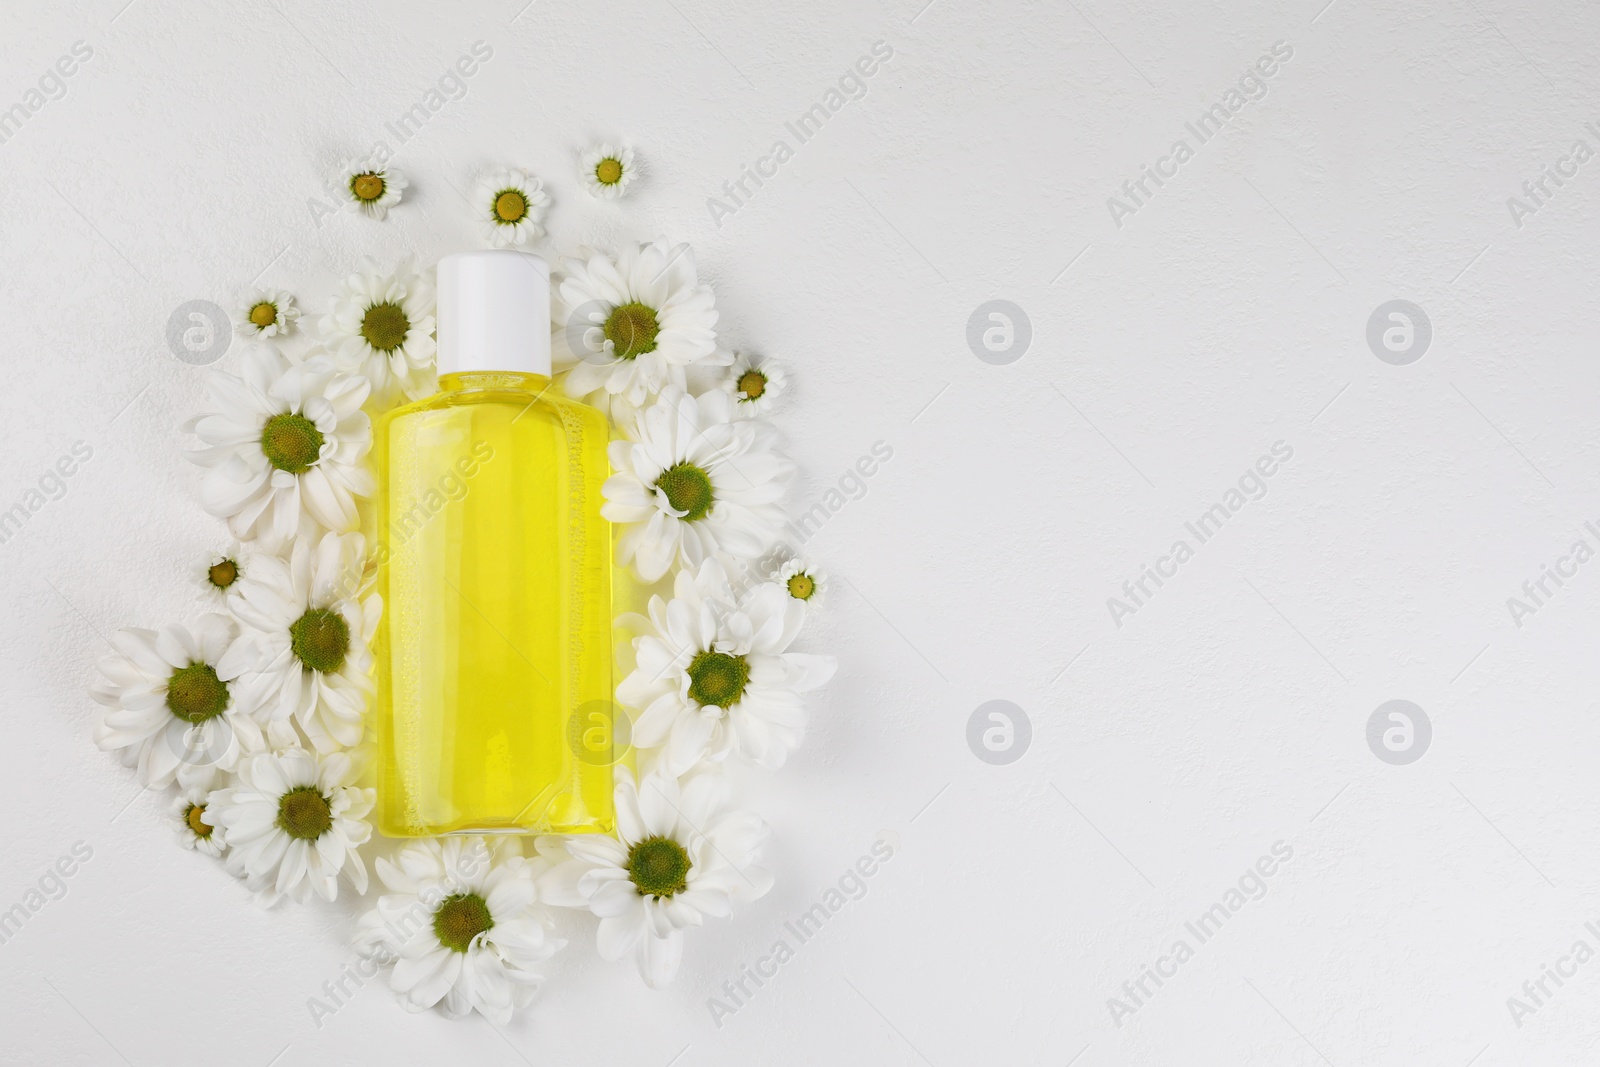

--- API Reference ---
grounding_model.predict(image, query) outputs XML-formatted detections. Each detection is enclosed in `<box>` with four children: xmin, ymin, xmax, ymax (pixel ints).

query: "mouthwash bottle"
<box><xmin>372</xmin><ymin>250</ymin><xmax>615</xmax><ymax>836</ymax></box>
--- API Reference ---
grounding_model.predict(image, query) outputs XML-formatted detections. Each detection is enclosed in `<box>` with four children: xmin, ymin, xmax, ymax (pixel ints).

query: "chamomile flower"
<box><xmin>538</xmin><ymin>770</ymin><xmax>771</xmax><ymax>988</ymax></box>
<box><xmin>774</xmin><ymin>557</ymin><xmax>826</xmax><ymax>607</ymax></box>
<box><xmin>602</xmin><ymin>388</ymin><xmax>792</xmax><ymax>582</ymax></box>
<box><xmin>231</xmin><ymin>531</ymin><xmax>380</xmax><ymax>753</ymax></box>
<box><xmin>173</xmin><ymin>784</ymin><xmax>226</xmax><ymax>858</ymax></box>
<box><xmin>337</xmin><ymin>157</ymin><xmax>407</xmax><ymax>220</ymax></box>
<box><xmin>319</xmin><ymin>257</ymin><xmax>438</xmax><ymax>407</ymax></box>
<box><xmin>551</xmin><ymin>239</ymin><xmax>728</xmax><ymax>412</ymax></box>
<box><xmin>195</xmin><ymin>543</ymin><xmax>250</xmax><ymax>608</ymax></box>
<box><xmin>581</xmin><ymin>143</ymin><xmax>637</xmax><ymax>199</ymax></box>
<box><xmin>183</xmin><ymin>344</ymin><xmax>374</xmax><ymax>550</ymax></box>
<box><xmin>209</xmin><ymin>747</ymin><xmax>373</xmax><ymax>906</ymax></box>
<box><xmin>721</xmin><ymin>352</ymin><xmax>787</xmax><ymax>419</ymax></box>
<box><xmin>354</xmin><ymin>837</ymin><xmax>563</xmax><ymax>1023</ymax></box>
<box><xmin>90</xmin><ymin>614</ymin><xmax>263</xmax><ymax>790</ymax></box>
<box><xmin>476</xmin><ymin>167</ymin><xmax>550</xmax><ymax>248</ymax></box>
<box><xmin>236</xmin><ymin>290</ymin><xmax>299</xmax><ymax>339</ymax></box>
<box><xmin>617</xmin><ymin>559</ymin><xmax>836</xmax><ymax>775</ymax></box>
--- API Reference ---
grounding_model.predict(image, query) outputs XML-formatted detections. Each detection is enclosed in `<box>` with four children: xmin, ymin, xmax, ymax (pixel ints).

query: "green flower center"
<box><xmin>627</xmin><ymin>836</ymin><xmax>691</xmax><ymax>897</ymax></box>
<box><xmin>787</xmin><ymin>573</ymin><xmax>816</xmax><ymax>601</ymax></box>
<box><xmin>433</xmin><ymin>893</ymin><xmax>495</xmax><ymax>953</ymax></box>
<box><xmin>603</xmin><ymin>302</ymin><xmax>660</xmax><ymax>360</ymax></box>
<box><xmin>351</xmin><ymin>173</ymin><xmax>385</xmax><ymax>202</ymax></box>
<box><xmin>290</xmin><ymin>608</ymin><xmax>350</xmax><ymax>674</ymax></box>
<box><xmin>494</xmin><ymin>190</ymin><xmax>527</xmax><ymax>222</ymax></box>
<box><xmin>655</xmin><ymin>462</ymin><xmax>714</xmax><ymax>521</ymax></box>
<box><xmin>687</xmin><ymin>650</ymin><xmax>749</xmax><ymax>708</ymax></box>
<box><xmin>276</xmin><ymin>787</ymin><xmax>332</xmax><ymax>840</ymax></box>
<box><xmin>596</xmin><ymin>158</ymin><xmax>623</xmax><ymax>185</ymax></box>
<box><xmin>260</xmin><ymin>413</ymin><xmax>324</xmax><ymax>474</ymax></box>
<box><xmin>166</xmin><ymin>663</ymin><xmax>228</xmax><ymax>724</ymax></box>
<box><xmin>207</xmin><ymin>559</ymin><xmax>239</xmax><ymax>590</ymax></box>
<box><xmin>249</xmin><ymin>302</ymin><xmax>278</xmax><ymax>328</ymax></box>
<box><xmin>361</xmin><ymin>301</ymin><xmax>410</xmax><ymax>352</ymax></box>
<box><xmin>737</xmin><ymin>370</ymin><xmax>767</xmax><ymax>399</ymax></box>
<box><xmin>185</xmin><ymin>804</ymin><xmax>214</xmax><ymax>838</ymax></box>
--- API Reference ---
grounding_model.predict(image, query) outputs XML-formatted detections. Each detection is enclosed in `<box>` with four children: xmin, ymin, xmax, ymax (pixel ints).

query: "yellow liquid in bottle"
<box><xmin>372</xmin><ymin>371</ymin><xmax>615</xmax><ymax>836</ymax></box>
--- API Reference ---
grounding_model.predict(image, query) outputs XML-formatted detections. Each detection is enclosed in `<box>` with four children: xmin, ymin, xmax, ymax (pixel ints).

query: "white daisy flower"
<box><xmin>231</xmin><ymin>531</ymin><xmax>380</xmax><ymax>753</ymax></box>
<box><xmin>774</xmin><ymin>556</ymin><xmax>826</xmax><ymax>607</ymax></box>
<box><xmin>475</xmin><ymin>167</ymin><xmax>550</xmax><ymax>248</ymax></box>
<box><xmin>183</xmin><ymin>344</ymin><xmax>374</xmax><ymax>551</ymax></box>
<box><xmin>173</xmin><ymin>784</ymin><xmax>226</xmax><ymax>858</ymax></box>
<box><xmin>236</xmin><ymin>289</ymin><xmax>299</xmax><ymax>339</ymax></box>
<box><xmin>194</xmin><ymin>543</ymin><xmax>248</xmax><ymax>608</ymax></box>
<box><xmin>602</xmin><ymin>388</ymin><xmax>792</xmax><ymax>582</ymax></box>
<box><xmin>537</xmin><ymin>770</ymin><xmax>771</xmax><ymax>989</ymax></box>
<box><xmin>581</xmin><ymin>143</ymin><xmax>638</xmax><ymax>199</ymax></box>
<box><xmin>618</xmin><ymin>559</ymin><xmax>836</xmax><ymax>775</ymax></box>
<box><xmin>337</xmin><ymin>156</ymin><xmax>407</xmax><ymax>220</ymax></box>
<box><xmin>354</xmin><ymin>837</ymin><xmax>563</xmax><ymax>1023</ymax></box>
<box><xmin>551</xmin><ymin>239</ymin><xmax>728</xmax><ymax>412</ymax></box>
<box><xmin>318</xmin><ymin>257</ymin><xmax>438</xmax><ymax>407</ymax></box>
<box><xmin>90</xmin><ymin>614</ymin><xmax>263</xmax><ymax>790</ymax></box>
<box><xmin>210</xmin><ymin>747</ymin><xmax>373</xmax><ymax>906</ymax></box>
<box><xmin>721</xmin><ymin>352</ymin><xmax>787</xmax><ymax>419</ymax></box>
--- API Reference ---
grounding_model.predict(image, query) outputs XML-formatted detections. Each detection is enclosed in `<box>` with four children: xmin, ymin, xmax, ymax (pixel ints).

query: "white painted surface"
<box><xmin>3</xmin><ymin>0</ymin><xmax>1599</xmax><ymax>1063</ymax></box>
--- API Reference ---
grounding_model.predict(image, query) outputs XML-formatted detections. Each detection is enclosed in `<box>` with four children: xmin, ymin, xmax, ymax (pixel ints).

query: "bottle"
<box><xmin>372</xmin><ymin>250</ymin><xmax>615</xmax><ymax>836</ymax></box>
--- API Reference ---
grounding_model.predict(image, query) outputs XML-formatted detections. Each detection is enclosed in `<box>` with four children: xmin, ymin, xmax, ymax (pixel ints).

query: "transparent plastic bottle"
<box><xmin>372</xmin><ymin>251</ymin><xmax>614</xmax><ymax>836</ymax></box>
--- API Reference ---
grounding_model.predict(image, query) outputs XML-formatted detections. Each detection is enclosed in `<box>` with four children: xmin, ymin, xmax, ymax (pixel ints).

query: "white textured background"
<box><xmin>4</xmin><ymin>0</ymin><xmax>1599</xmax><ymax>1063</ymax></box>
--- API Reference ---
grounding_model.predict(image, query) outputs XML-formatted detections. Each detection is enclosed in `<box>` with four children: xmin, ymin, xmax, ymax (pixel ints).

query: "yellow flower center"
<box><xmin>351</xmin><ymin>173</ymin><xmax>385</xmax><ymax>202</ymax></box>
<box><xmin>249</xmin><ymin>302</ymin><xmax>278</xmax><ymax>328</ymax></box>
<box><xmin>687</xmin><ymin>650</ymin><xmax>749</xmax><ymax>708</ymax></box>
<box><xmin>786</xmin><ymin>573</ymin><xmax>816</xmax><ymax>601</ymax></box>
<box><xmin>186</xmin><ymin>804</ymin><xmax>213</xmax><ymax>838</ymax></box>
<box><xmin>494</xmin><ymin>190</ymin><xmax>527</xmax><ymax>222</ymax></box>
<box><xmin>627</xmin><ymin>836</ymin><xmax>691</xmax><ymax>897</ymax></box>
<box><xmin>434</xmin><ymin>893</ymin><xmax>495</xmax><ymax>952</ymax></box>
<box><xmin>166</xmin><ymin>663</ymin><xmax>229</xmax><ymax>724</ymax></box>
<box><xmin>596</xmin><ymin>158</ymin><xmax>623</xmax><ymax>185</ymax></box>
<box><xmin>603</xmin><ymin>302</ymin><xmax>659</xmax><ymax>360</ymax></box>
<box><xmin>655</xmin><ymin>462</ymin><xmax>714</xmax><ymax>521</ymax></box>
<box><xmin>290</xmin><ymin>608</ymin><xmax>351</xmax><ymax>674</ymax></box>
<box><xmin>260</xmin><ymin>413</ymin><xmax>325</xmax><ymax>474</ymax></box>
<box><xmin>361</xmin><ymin>302</ymin><xmax>410</xmax><ymax>352</ymax></box>
<box><xmin>737</xmin><ymin>370</ymin><xmax>767</xmax><ymax>399</ymax></box>
<box><xmin>276</xmin><ymin>787</ymin><xmax>332</xmax><ymax>840</ymax></box>
<box><xmin>207</xmin><ymin>559</ymin><xmax>239</xmax><ymax>590</ymax></box>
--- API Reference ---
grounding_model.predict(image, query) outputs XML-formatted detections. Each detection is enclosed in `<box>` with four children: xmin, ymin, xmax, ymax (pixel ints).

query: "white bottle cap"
<box><xmin>436</xmin><ymin>250</ymin><xmax>551</xmax><ymax>376</ymax></box>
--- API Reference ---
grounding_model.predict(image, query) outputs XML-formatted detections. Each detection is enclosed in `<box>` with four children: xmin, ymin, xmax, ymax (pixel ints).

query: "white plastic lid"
<box><xmin>436</xmin><ymin>250</ymin><xmax>551</xmax><ymax>376</ymax></box>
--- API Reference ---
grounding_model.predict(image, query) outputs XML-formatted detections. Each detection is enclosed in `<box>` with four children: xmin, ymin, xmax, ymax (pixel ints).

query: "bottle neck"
<box><xmin>437</xmin><ymin>371</ymin><xmax>552</xmax><ymax>394</ymax></box>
